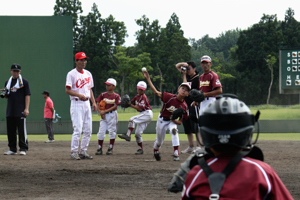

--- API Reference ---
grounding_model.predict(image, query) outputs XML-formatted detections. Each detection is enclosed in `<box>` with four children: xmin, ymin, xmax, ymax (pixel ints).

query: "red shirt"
<box><xmin>199</xmin><ymin>71</ymin><xmax>222</xmax><ymax>94</ymax></box>
<box><xmin>182</xmin><ymin>156</ymin><xmax>293</xmax><ymax>200</ymax></box>
<box><xmin>96</xmin><ymin>92</ymin><xmax>121</xmax><ymax>110</ymax></box>
<box><xmin>44</xmin><ymin>97</ymin><xmax>54</xmax><ymax>119</ymax></box>
<box><xmin>131</xmin><ymin>94</ymin><xmax>152</xmax><ymax>111</ymax></box>
<box><xmin>160</xmin><ymin>92</ymin><xmax>188</xmax><ymax>120</ymax></box>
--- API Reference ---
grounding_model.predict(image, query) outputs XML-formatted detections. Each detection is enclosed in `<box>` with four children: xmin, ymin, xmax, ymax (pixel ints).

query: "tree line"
<box><xmin>54</xmin><ymin>0</ymin><xmax>300</xmax><ymax>105</ymax></box>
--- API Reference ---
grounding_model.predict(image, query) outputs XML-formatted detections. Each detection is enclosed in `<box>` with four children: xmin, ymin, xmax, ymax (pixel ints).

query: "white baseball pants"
<box><xmin>97</xmin><ymin>110</ymin><xmax>118</xmax><ymax>140</ymax></box>
<box><xmin>199</xmin><ymin>97</ymin><xmax>216</xmax><ymax>115</ymax></box>
<box><xmin>70</xmin><ymin>99</ymin><xmax>92</xmax><ymax>152</ymax></box>
<box><xmin>128</xmin><ymin>110</ymin><xmax>153</xmax><ymax>143</ymax></box>
<box><xmin>153</xmin><ymin>114</ymin><xmax>180</xmax><ymax>150</ymax></box>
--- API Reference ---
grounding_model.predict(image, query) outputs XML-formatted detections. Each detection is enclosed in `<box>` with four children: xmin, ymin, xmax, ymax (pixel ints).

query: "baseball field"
<box><xmin>0</xmin><ymin>106</ymin><xmax>299</xmax><ymax>199</ymax></box>
<box><xmin>0</xmin><ymin>136</ymin><xmax>299</xmax><ymax>199</ymax></box>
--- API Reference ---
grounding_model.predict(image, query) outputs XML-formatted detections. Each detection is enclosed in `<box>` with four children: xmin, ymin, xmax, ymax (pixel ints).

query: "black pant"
<box><xmin>6</xmin><ymin>117</ymin><xmax>28</xmax><ymax>152</ymax></box>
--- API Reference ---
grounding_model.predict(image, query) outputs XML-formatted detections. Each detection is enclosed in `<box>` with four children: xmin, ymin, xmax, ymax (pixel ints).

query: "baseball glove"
<box><xmin>98</xmin><ymin>100</ymin><xmax>106</xmax><ymax>110</ymax></box>
<box><xmin>171</xmin><ymin>107</ymin><xmax>185</xmax><ymax>120</ymax></box>
<box><xmin>189</xmin><ymin>89</ymin><xmax>205</xmax><ymax>102</ymax></box>
<box><xmin>121</xmin><ymin>94</ymin><xmax>131</xmax><ymax>108</ymax></box>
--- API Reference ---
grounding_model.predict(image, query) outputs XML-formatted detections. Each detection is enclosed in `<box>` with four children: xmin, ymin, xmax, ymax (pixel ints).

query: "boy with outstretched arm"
<box><xmin>142</xmin><ymin>71</ymin><xmax>190</xmax><ymax>161</ymax></box>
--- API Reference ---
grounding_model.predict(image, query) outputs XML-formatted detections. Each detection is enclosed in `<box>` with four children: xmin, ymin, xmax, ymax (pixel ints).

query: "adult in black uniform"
<box><xmin>175</xmin><ymin>61</ymin><xmax>201</xmax><ymax>154</ymax></box>
<box><xmin>3</xmin><ymin>64</ymin><xmax>31</xmax><ymax>155</ymax></box>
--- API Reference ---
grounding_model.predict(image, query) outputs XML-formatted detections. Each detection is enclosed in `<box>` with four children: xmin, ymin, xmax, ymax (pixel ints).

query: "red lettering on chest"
<box><xmin>76</xmin><ymin>77</ymin><xmax>90</xmax><ymax>88</ymax></box>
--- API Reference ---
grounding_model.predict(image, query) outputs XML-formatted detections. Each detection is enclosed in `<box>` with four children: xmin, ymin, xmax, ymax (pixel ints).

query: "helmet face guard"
<box><xmin>198</xmin><ymin>94</ymin><xmax>259</xmax><ymax>149</ymax></box>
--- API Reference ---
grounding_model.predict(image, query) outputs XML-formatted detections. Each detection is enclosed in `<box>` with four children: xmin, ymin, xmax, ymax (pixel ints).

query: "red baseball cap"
<box><xmin>75</xmin><ymin>52</ymin><xmax>89</xmax><ymax>61</ymax></box>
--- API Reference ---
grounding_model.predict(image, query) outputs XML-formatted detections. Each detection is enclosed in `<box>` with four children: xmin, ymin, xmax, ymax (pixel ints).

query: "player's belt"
<box><xmin>74</xmin><ymin>98</ymin><xmax>89</xmax><ymax>101</ymax></box>
<box><xmin>159</xmin><ymin>116</ymin><xmax>170</xmax><ymax>121</ymax></box>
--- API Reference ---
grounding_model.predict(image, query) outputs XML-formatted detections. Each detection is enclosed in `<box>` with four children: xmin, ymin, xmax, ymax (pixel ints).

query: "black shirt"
<box><xmin>5</xmin><ymin>77</ymin><xmax>31</xmax><ymax>117</ymax></box>
<box><xmin>184</xmin><ymin>71</ymin><xmax>199</xmax><ymax>106</ymax></box>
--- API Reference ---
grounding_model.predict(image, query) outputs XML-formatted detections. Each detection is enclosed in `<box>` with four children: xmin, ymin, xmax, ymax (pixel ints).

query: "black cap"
<box><xmin>11</xmin><ymin>63</ymin><xmax>21</xmax><ymax>71</ymax></box>
<box><xmin>42</xmin><ymin>91</ymin><xmax>50</xmax><ymax>96</ymax></box>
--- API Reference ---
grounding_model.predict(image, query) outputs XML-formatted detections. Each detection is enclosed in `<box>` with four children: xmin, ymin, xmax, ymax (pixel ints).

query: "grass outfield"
<box><xmin>0</xmin><ymin>133</ymin><xmax>299</xmax><ymax>142</ymax></box>
<box><xmin>92</xmin><ymin>105</ymin><xmax>300</xmax><ymax>121</ymax></box>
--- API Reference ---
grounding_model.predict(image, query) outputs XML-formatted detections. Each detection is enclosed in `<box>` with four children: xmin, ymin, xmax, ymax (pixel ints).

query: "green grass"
<box><xmin>1</xmin><ymin>133</ymin><xmax>299</xmax><ymax>142</ymax></box>
<box><xmin>250</xmin><ymin>105</ymin><xmax>300</xmax><ymax>119</ymax></box>
<box><xmin>92</xmin><ymin>105</ymin><xmax>300</xmax><ymax>121</ymax></box>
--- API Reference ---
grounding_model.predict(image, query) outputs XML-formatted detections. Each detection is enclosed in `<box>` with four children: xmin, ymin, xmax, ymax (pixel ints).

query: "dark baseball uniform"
<box><xmin>96</xmin><ymin>92</ymin><xmax>121</xmax><ymax>140</ymax></box>
<box><xmin>182</xmin><ymin>156</ymin><xmax>293</xmax><ymax>200</ymax></box>
<box><xmin>154</xmin><ymin>92</ymin><xmax>189</xmax><ymax>150</ymax></box>
<box><xmin>128</xmin><ymin>94</ymin><xmax>153</xmax><ymax>143</ymax></box>
<box><xmin>198</xmin><ymin>71</ymin><xmax>222</xmax><ymax>115</ymax></box>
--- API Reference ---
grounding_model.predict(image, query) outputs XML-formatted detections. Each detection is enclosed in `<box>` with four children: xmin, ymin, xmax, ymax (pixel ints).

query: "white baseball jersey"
<box><xmin>66</xmin><ymin>68</ymin><xmax>94</xmax><ymax>153</ymax></box>
<box><xmin>66</xmin><ymin>68</ymin><xmax>94</xmax><ymax>100</ymax></box>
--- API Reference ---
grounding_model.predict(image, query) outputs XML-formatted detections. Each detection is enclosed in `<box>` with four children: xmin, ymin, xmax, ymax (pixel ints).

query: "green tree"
<box><xmin>78</xmin><ymin>3</ymin><xmax>127</xmax><ymax>95</ymax></box>
<box><xmin>265</xmin><ymin>55</ymin><xmax>276</xmax><ymax>105</ymax></box>
<box><xmin>281</xmin><ymin>8</ymin><xmax>300</xmax><ymax>48</ymax></box>
<box><xmin>236</xmin><ymin>14</ymin><xmax>283</xmax><ymax>104</ymax></box>
<box><xmin>160</xmin><ymin>13</ymin><xmax>191</xmax><ymax>93</ymax></box>
<box><xmin>109</xmin><ymin>46</ymin><xmax>152</xmax><ymax>97</ymax></box>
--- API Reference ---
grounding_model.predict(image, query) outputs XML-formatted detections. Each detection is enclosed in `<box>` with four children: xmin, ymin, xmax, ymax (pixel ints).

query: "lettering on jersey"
<box><xmin>216</xmin><ymin>79</ymin><xmax>221</xmax><ymax>85</ymax></box>
<box><xmin>104</xmin><ymin>98</ymin><xmax>116</xmax><ymax>104</ymax></box>
<box><xmin>136</xmin><ymin>100</ymin><xmax>145</xmax><ymax>107</ymax></box>
<box><xmin>76</xmin><ymin>77</ymin><xmax>91</xmax><ymax>88</ymax></box>
<box><xmin>218</xmin><ymin>135</ymin><xmax>230</xmax><ymax>144</ymax></box>
<box><xmin>166</xmin><ymin>106</ymin><xmax>176</xmax><ymax>113</ymax></box>
<box><xmin>200</xmin><ymin>80</ymin><xmax>210</xmax><ymax>88</ymax></box>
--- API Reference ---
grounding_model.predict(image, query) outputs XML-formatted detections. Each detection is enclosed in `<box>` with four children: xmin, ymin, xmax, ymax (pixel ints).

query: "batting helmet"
<box><xmin>199</xmin><ymin>94</ymin><xmax>259</xmax><ymax>149</ymax></box>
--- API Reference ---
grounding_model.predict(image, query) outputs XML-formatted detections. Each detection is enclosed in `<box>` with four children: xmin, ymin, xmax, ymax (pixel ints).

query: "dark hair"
<box><xmin>187</xmin><ymin>61</ymin><xmax>196</xmax><ymax>68</ymax></box>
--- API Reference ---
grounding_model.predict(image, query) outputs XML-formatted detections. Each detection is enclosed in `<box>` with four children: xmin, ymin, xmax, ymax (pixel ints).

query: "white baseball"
<box><xmin>142</xmin><ymin>67</ymin><xmax>147</xmax><ymax>72</ymax></box>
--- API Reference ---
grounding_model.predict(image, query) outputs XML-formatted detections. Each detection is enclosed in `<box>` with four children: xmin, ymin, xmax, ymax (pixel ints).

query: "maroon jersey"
<box><xmin>131</xmin><ymin>94</ymin><xmax>152</xmax><ymax>111</ymax></box>
<box><xmin>160</xmin><ymin>92</ymin><xmax>188</xmax><ymax>120</ymax></box>
<box><xmin>96</xmin><ymin>92</ymin><xmax>121</xmax><ymax>110</ymax></box>
<box><xmin>182</xmin><ymin>156</ymin><xmax>293</xmax><ymax>200</ymax></box>
<box><xmin>199</xmin><ymin>71</ymin><xmax>222</xmax><ymax>94</ymax></box>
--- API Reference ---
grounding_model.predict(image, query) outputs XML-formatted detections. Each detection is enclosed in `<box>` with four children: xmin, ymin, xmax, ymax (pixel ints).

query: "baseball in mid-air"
<box><xmin>142</xmin><ymin>67</ymin><xmax>147</xmax><ymax>72</ymax></box>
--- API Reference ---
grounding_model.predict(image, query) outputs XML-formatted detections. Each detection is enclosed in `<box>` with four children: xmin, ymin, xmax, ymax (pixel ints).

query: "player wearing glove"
<box><xmin>143</xmin><ymin>70</ymin><xmax>189</xmax><ymax>161</ymax></box>
<box><xmin>120</xmin><ymin>94</ymin><xmax>131</xmax><ymax>108</ymax></box>
<box><xmin>98</xmin><ymin>100</ymin><xmax>106</xmax><ymax>119</ymax></box>
<box><xmin>118</xmin><ymin>81</ymin><xmax>153</xmax><ymax>155</ymax></box>
<box><xmin>188</xmin><ymin>89</ymin><xmax>205</xmax><ymax>103</ymax></box>
<box><xmin>170</xmin><ymin>107</ymin><xmax>185</xmax><ymax>120</ymax></box>
<box><xmin>95</xmin><ymin>78</ymin><xmax>121</xmax><ymax>156</ymax></box>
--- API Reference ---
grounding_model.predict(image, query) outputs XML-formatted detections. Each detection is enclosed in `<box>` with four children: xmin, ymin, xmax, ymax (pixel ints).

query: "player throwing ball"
<box><xmin>95</xmin><ymin>78</ymin><xmax>121</xmax><ymax>155</ymax></box>
<box><xmin>143</xmin><ymin>71</ymin><xmax>189</xmax><ymax>161</ymax></box>
<box><xmin>118</xmin><ymin>81</ymin><xmax>153</xmax><ymax>155</ymax></box>
<box><xmin>66</xmin><ymin>52</ymin><xmax>97</xmax><ymax>160</ymax></box>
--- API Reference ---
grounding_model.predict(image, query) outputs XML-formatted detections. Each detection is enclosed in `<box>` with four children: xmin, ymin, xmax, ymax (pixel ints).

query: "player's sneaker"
<box><xmin>106</xmin><ymin>148</ymin><xmax>113</xmax><ymax>155</ymax></box>
<box><xmin>181</xmin><ymin>146</ymin><xmax>194</xmax><ymax>154</ymax></box>
<box><xmin>70</xmin><ymin>152</ymin><xmax>80</xmax><ymax>160</ymax></box>
<box><xmin>173</xmin><ymin>152</ymin><xmax>180</xmax><ymax>161</ymax></box>
<box><xmin>95</xmin><ymin>148</ymin><xmax>103</xmax><ymax>155</ymax></box>
<box><xmin>4</xmin><ymin>150</ymin><xmax>17</xmax><ymax>155</ymax></box>
<box><xmin>19</xmin><ymin>151</ymin><xmax>26</xmax><ymax>156</ymax></box>
<box><xmin>192</xmin><ymin>146</ymin><xmax>202</xmax><ymax>154</ymax></box>
<box><xmin>135</xmin><ymin>149</ymin><xmax>144</xmax><ymax>155</ymax></box>
<box><xmin>154</xmin><ymin>151</ymin><xmax>161</xmax><ymax>161</ymax></box>
<box><xmin>118</xmin><ymin>134</ymin><xmax>131</xmax><ymax>142</ymax></box>
<box><xmin>79</xmin><ymin>151</ymin><xmax>93</xmax><ymax>159</ymax></box>
<box><xmin>45</xmin><ymin>140</ymin><xmax>55</xmax><ymax>143</ymax></box>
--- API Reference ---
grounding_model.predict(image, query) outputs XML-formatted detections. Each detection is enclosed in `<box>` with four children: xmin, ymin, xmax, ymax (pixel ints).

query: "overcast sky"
<box><xmin>1</xmin><ymin>0</ymin><xmax>300</xmax><ymax>46</ymax></box>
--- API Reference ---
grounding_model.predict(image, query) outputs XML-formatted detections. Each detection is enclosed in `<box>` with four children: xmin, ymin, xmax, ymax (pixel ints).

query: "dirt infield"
<box><xmin>0</xmin><ymin>140</ymin><xmax>299</xmax><ymax>200</ymax></box>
